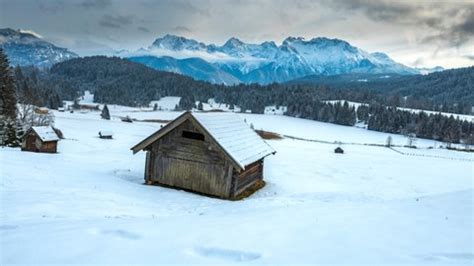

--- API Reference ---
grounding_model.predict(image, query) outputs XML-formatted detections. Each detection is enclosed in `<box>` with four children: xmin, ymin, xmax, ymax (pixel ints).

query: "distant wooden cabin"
<box><xmin>334</xmin><ymin>147</ymin><xmax>344</xmax><ymax>154</ymax></box>
<box><xmin>121</xmin><ymin>116</ymin><xmax>133</xmax><ymax>123</ymax></box>
<box><xmin>131</xmin><ymin>111</ymin><xmax>276</xmax><ymax>199</ymax></box>
<box><xmin>99</xmin><ymin>131</ymin><xmax>113</xmax><ymax>139</ymax></box>
<box><xmin>22</xmin><ymin>126</ymin><xmax>59</xmax><ymax>153</ymax></box>
<box><xmin>34</xmin><ymin>107</ymin><xmax>50</xmax><ymax>115</ymax></box>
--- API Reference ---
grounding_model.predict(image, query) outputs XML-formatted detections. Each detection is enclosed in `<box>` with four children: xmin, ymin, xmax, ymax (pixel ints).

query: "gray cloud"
<box><xmin>2</xmin><ymin>0</ymin><xmax>472</xmax><ymax>68</ymax></box>
<box><xmin>79</xmin><ymin>0</ymin><xmax>112</xmax><ymax>9</ymax></box>
<box><xmin>36</xmin><ymin>0</ymin><xmax>66</xmax><ymax>13</ymax></box>
<box><xmin>137</xmin><ymin>26</ymin><xmax>150</xmax><ymax>33</ymax></box>
<box><xmin>168</xmin><ymin>0</ymin><xmax>210</xmax><ymax>17</ymax></box>
<box><xmin>325</xmin><ymin>0</ymin><xmax>474</xmax><ymax>47</ymax></box>
<box><xmin>173</xmin><ymin>26</ymin><xmax>192</xmax><ymax>33</ymax></box>
<box><xmin>464</xmin><ymin>55</ymin><xmax>474</xmax><ymax>61</ymax></box>
<box><xmin>99</xmin><ymin>15</ymin><xmax>134</xmax><ymax>29</ymax></box>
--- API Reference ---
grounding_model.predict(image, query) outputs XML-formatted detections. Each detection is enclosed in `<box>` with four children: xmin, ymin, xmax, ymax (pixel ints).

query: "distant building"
<box><xmin>22</xmin><ymin>126</ymin><xmax>59</xmax><ymax>153</ymax></box>
<box><xmin>131</xmin><ymin>111</ymin><xmax>276</xmax><ymax>199</ymax></box>
<box><xmin>99</xmin><ymin>131</ymin><xmax>113</xmax><ymax>139</ymax></box>
<box><xmin>264</xmin><ymin>105</ymin><xmax>288</xmax><ymax>115</ymax></box>
<box><xmin>34</xmin><ymin>107</ymin><xmax>49</xmax><ymax>115</ymax></box>
<box><xmin>334</xmin><ymin>147</ymin><xmax>344</xmax><ymax>154</ymax></box>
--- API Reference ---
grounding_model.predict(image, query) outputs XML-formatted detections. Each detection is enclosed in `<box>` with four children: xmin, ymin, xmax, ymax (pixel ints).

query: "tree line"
<box><xmin>4</xmin><ymin>55</ymin><xmax>473</xmax><ymax>146</ymax></box>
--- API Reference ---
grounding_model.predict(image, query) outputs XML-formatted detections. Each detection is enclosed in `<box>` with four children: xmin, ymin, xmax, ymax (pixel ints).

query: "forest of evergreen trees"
<box><xmin>290</xmin><ymin>67</ymin><xmax>474</xmax><ymax>114</ymax></box>
<box><xmin>9</xmin><ymin>56</ymin><xmax>474</xmax><ymax>145</ymax></box>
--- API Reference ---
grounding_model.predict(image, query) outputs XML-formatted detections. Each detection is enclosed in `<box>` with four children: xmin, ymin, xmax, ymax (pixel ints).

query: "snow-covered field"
<box><xmin>1</xmin><ymin>106</ymin><xmax>473</xmax><ymax>265</ymax></box>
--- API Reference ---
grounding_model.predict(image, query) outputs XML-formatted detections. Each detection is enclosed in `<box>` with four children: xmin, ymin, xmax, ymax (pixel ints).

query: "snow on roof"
<box><xmin>192</xmin><ymin>112</ymin><xmax>276</xmax><ymax>169</ymax></box>
<box><xmin>31</xmin><ymin>126</ymin><xmax>59</xmax><ymax>142</ymax></box>
<box><xmin>131</xmin><ymin>111</ymin><xmax>276</xmax><ymax>170</ymax></box>
<box><xmin>99</xmin><ymin>131</ymin><xmax>113</xmax><ymax>136</ymax></box>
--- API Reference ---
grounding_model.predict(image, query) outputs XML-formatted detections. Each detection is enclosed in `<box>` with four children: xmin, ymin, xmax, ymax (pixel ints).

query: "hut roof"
<box><xmin>31</xmin><ymin>126</ymin><xmax>59</xmax><ymax>142</ymax></box>
<box><xmin>99</xmin><ymin>131</ymin><xmax>113</xmax><ymax>137</ymax></box>
<box><xmin>131</xmin><ymin>111</ymin><xmax>276</xmax><ymax>170</ymax></box>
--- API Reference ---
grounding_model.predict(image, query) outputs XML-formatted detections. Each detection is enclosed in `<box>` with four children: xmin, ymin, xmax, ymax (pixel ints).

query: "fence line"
<box><xmin>282</xmin><ymin>134</ymin><xmax>473</xmax><ymax>162</ymax></box>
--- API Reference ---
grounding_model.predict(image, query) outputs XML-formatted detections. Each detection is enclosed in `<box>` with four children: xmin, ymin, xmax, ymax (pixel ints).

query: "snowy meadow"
<box><xmin>1</xmin><ymin>106</ymin><xmax>473</xmax><ymax>265</ymax></box>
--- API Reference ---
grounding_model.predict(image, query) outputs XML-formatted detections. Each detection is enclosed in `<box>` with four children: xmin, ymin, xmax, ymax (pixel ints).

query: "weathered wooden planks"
<box><xmin>139</xmin><ymin>114</ymin><xmax>268</xmax><ymax>199</ymax></box>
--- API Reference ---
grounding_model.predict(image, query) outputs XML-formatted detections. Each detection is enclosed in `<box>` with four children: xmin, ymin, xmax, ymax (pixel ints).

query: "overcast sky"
<box><xmin>1</xmin><ymin>0</ymin><xmax>473</xmax><ymax>68</ymax></box>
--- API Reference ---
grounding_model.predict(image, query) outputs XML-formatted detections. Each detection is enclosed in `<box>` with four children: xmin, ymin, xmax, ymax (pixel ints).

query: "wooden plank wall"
<box><xmin>21</xmin><ymin>133</ymin><xmax>57</xmax><ymax>153</ymax></box>
<box><xmin>40</xmin><ymin>141</ymin><xmax>57</xmax><ymax>153</ymax></box>
<box><xmin>232</xmin><ymin>159</ymin><xmax>263</xmax><ymax>197</ymax></box>
<box><xmin>148</xmin><ymin>119</ymin><xmax>234</xmax><ymax>198</ymax></box>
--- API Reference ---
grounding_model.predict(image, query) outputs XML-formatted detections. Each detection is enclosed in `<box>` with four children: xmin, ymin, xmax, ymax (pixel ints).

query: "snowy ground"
<box><xmin>1</xmin><ymin>107</ymin><xmax>473</xmax><ymax>265</ymax></box>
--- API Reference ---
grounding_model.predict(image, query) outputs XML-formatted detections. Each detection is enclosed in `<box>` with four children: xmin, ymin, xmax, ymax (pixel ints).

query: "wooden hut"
<box><xmin>334</xmin><ymin>147</ymin><xmax>344</xmax><ymax>154</ymax></box>
<box><xmin>131</xmin><ymin>111</ymin><xmax>276</xmax><ymax>199</ymax></box>
<box><xmin>22</xmin><ymin>126</ymin><xmax>59</xmax><ymax>153</ymax></box>
<box><xmin>99</xmin><ymin>131</ymin><xmax>113</xmax><ymax>139</ymax></box>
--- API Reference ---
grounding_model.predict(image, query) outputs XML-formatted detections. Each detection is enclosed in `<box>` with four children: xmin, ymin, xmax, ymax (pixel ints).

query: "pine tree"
<box><xmin>101</xmin><ymin>104</ymin><xmax>111</xmax><ymax>120</ymax></box>
<box><xmin>197</xmin><ymin>101</ymin><xmax>203</xmax><ymax>111</ymax></box>
<box><xmin>72</xmin><ymin>98</ymin><xmax>80</xmax><ymax>110</ymax></box>
<box><xmin>0</xmin><ymin>48</ymin><xmax>20</xmax><ymax>147</ymax></box>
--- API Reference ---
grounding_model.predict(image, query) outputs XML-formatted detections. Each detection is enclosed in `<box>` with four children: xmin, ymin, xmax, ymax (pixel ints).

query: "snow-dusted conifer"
<box><xmin>0</xmin><ymin>48</ymin><xmax>21</xmax><ymax>146</ymax></box>
<box><xmin>101</xmin><ymin>104</ymin><xmax>111</xmax><ymax>120</ymax></box>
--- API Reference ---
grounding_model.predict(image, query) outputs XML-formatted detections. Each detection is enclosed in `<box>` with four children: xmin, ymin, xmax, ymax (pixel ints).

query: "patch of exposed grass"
<box><xmin>255</xmin><ymin>130</ymin><xmax>283</xmax><ymax>140</ymax></box>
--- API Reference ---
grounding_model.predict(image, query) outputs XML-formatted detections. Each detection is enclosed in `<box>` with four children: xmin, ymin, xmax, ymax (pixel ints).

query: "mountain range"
<box><xmin>0</xmin><ymin>28</ymin><xmax>78</xmax><ymax>67</ymax></box>
<box><xmin>124</xmin><ymin>34</ymin><xmax>441</xmax><ymax>84</ymax></box>
<box><xmin>1</xmin><ymin>28</ymin><xmax>444</xmax><ymax>84</ymax></box>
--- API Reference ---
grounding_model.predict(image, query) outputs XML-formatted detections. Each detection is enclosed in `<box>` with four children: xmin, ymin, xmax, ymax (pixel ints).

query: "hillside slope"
<box><xmin>289</xmin><ymin>67</ymin><xmax>474</xmax><ymax>106</ymax></box>
<box><xmin>0</xmin><ymin>28</ymin><xmax>78</xmax><ymax>67</ymax></box>
<box><xmin>48</xmin><ymin>56</ymin><xmax>217</xmax><ymax>106</ymax></box>
<box><xmin>1</xmin><ymin>107</ymin><xmax>472</xmax><ymax>264</ymax></box>
<box><xmin>128</xmin><ymin>56</ymin><xmax>240</xmax><ymax>85</ymax></box>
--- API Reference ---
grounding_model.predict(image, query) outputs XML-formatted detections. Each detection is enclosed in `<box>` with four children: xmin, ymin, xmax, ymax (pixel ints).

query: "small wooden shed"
<box><xmin>131</xmin><ymin>111</ymin><xmax>276</xmax><ymax>199</ymax></box>
<box><xmin>99</xmin><ymin>131</ymin><xmax>113</xmax><ymax>139</ymax></box>
<box><xmin>22</xmin><ymin>126</ymin><xmax>59</xmax><ymax>153</ymax></box>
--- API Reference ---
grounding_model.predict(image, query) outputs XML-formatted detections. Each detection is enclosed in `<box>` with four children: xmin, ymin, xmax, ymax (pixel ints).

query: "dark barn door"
<box><xmin>26</xmin><ymin>135</ymin><xmax>37</xmax><ymax>151</ymax></box>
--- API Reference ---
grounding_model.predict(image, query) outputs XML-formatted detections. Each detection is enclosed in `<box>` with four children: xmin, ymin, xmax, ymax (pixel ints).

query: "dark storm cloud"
<box><xmin>325</xmin><ymin>0</ymin><xmax>474</xmax><ymax>47</ymax></box>
<box><xmin>327</xmin><ymin>0</ymin><xmax>415</xmax><ymax>22</ymax></box>
<box><xmin>99</xmin><ymin>15</ymin><xmax>134</xmax><ymax>29</ymax></box>
<box><xmin>418</xmin><ymin>8</ymin><xmax>474</xmax><ymax>48</ymax></box>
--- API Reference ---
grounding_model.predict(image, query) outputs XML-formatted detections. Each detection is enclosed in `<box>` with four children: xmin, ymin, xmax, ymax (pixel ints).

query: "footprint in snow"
<box><xmin>113</xmin><ymin>169</ymin><xmax>142</xmax><ymax>184</ymax></box>
<box><xmin>417</xmin><ymin>252</ymin><xmax>474</xmax><ymax>262</ymax></box>
<box><xmin>101</xmin><ymin>229</ymin><xmax>141</xmax><ymax>240</ymax></box>
<box><xmin>192</xmin><ymin>246</ymin><xmax>261</xmax><ymax>262</ymax></box>
<box><xmin>0</xmin><ymin>225</ymin><xmax>18</xmax><ymax>230</ymax></box>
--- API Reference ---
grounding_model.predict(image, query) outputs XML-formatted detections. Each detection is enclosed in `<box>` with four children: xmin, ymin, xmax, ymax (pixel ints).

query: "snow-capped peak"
<box><xmin>151</xmin><ymin>34</ymin><xmax>206</xmax><ymax>51</ymax></box>
<box><xmin>18</xmin><ymin>29</ymin><xmax>43</xmax><ymax>39</ymax></box>
<box><xmin>0</xmin><ymin>28</ymin><xmax>78</xmax><ymax>67</ymax></box>
<box><xmin>223</xmin><ymin>37</ymin><xmax>245</xmax><ymax>48</ymax></box>
<box><xmin>131</xmin><ymin>34</ymin><xmax>420</xmax><ymax>84</ymax></box>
